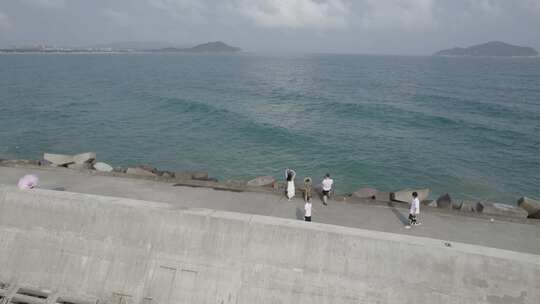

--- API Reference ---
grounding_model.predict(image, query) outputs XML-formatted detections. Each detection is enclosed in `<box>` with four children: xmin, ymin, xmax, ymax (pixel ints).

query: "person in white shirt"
<box><xmin>285</xmin><ymin>168</ymin><xmax>296</xmax><ymax>201</ymax></box>
<box><xmin>304</xmin><ymin>197</ymin><xmax>312</xmax><ymax>222</ymax></box>
<box><xmin>321</xmin><ymin>173</ymin><xmax>333</xmax><ymax>206</ymax></box>
<box><xmin>406</xmin><ymin>192</ymin><xmax>420</xmax><ymax>228</ymax></box>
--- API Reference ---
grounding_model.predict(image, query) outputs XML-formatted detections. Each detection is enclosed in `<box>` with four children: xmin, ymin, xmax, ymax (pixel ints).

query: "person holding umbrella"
<box><xmin>17</xmin><ymin>174</ymin><xmax>39</xmax><ymax>190</ymax></box>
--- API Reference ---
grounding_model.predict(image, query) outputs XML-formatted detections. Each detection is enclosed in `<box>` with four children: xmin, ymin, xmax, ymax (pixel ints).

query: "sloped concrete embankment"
<box><xmin>0</xmin><ymin>186</ymin><xmax>538</xmax><ymax>304</ymax></box>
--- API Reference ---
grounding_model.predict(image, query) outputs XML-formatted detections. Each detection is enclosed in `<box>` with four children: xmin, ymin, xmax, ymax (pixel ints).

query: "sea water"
<box><xmin>1</xmin><ymin>53</ymin><xmax>539</xmax><ymax>203</ymax></box>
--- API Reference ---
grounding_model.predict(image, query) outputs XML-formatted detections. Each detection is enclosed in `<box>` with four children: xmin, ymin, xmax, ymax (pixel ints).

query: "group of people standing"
<box><xmin>284</xmin><ymin>169</ymin><xmax>421</xmax><ymax>227</ymax></box>
<box><xmin>284</xmin><ymin>168</ymin><xmax>333</xmax><ymax>222</ymax></box>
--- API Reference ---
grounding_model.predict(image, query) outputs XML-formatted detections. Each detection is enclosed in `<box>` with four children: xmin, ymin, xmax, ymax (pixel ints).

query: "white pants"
<box><xmin>287</xmin><ymin>181</ymin><xmax>295</xmax><ymax>199</ymax></box>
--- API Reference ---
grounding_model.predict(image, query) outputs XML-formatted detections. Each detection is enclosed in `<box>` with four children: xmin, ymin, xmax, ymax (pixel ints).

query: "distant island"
<box><xmin>0</xmin><ymin>41</ymin><xmax>241</xmax><ymax>54</ymax></box>
<box><xmin>152</xmin><ymin>41</ymin><xmax>241</xmax><ymax>53</ymax></box>
<box><xmin>435</xmin><ymin>41</ymin><xmax>538</xmax><ymax>57</ymax></box>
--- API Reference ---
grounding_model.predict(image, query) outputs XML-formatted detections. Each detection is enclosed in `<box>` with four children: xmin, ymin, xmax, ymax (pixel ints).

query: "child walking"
<box><xmin>406</xmin><ymin>192</ymin><xmax>420</xmax><ymax>229</ymax></box>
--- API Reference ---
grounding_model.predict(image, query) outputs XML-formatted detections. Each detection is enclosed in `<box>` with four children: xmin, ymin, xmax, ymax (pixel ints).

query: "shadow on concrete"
<box><xmin>41</xmin><ymin>186</ymin><xmax>66</xmax><ymax>191</ymax></box>
<box><xmin>387</xmin><ymin>202</ymin><xmax>409</xmax><ymax>225</ymax></box>
<box><xmin>295</xmin><ymin>207</ymin><xmax>304</xmax><ymax>220</ymax></box>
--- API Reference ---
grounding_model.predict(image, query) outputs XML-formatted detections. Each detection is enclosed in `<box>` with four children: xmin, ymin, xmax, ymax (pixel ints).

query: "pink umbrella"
<box><xmin>18</xmin><ymin>174</ymin><xmax>39</xmax><ymax>190</ymax></box>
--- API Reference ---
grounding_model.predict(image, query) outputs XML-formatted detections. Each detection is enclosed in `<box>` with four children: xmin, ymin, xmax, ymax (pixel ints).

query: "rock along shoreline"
<box><xmin>1</xmin><ymin>152</ymin><xmax>539</xmax><ymax>221</ymax></box>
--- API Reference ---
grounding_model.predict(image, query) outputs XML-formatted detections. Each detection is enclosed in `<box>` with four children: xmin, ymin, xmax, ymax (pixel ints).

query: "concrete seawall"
<box><xmin>0</xmin><ymin>186</ymin><xmax>538</xmax><ymax>304</ymax></box>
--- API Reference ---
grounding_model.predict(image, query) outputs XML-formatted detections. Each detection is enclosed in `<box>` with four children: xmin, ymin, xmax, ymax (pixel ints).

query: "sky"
<box><xmin>0</xmin><ymin>0</ymin><xmax>539</xmax><ymax>54</ymax></box>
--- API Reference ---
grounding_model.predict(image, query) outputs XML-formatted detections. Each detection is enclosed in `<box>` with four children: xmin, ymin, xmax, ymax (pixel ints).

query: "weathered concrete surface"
<box><xmin>0</xmin><ymin>186</ymin><xmax>539</xmax><ymax>304</ymax></box>
<box><xmin>43</xmin><ymin>153</ymin><xmax>74</xmax><ymax>166</ymax></box>
<box><xmin>391</xmin><ymin>188</ymin><xmax>430</xmax><ymax>203</ymax></box>
<box><xmin>1</xmin><ymin>166</ymin><xmax>540</xmax><ymax>256</ymax></box>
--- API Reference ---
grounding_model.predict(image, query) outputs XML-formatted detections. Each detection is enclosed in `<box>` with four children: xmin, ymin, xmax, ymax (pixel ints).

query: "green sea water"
<box><xmin>1</xmin><ymin>53</ymin><xmax>539</xmax><ymax>203</ymax></box>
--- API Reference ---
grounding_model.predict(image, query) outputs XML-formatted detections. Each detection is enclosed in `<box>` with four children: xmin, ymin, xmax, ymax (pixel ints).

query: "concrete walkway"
<box><xmin>1</xmin><ymin>166</ymin><xmax>539</xmax><ymax>255</ymax></box>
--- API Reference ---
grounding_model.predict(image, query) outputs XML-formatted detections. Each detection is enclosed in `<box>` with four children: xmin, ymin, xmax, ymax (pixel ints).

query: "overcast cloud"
<box><xmin>0</xmin><ymin>0</ymin><xmax>539</xmax><ymax>54</ymax></box>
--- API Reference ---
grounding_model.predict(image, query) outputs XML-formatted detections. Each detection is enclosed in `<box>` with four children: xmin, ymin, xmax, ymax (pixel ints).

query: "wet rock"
<box><xmin>73</xmin><ymin>152</ymin><xmax>96</xmax><ymax>165</ymax></box>
<box><xmin>175</xmin><ymin>171</ymin><xmax>193</xmax><ymax>180</ymax></box>
<box><xmin>67</xmin><ymin>163</ymin><xmax>92</xmax><ymax>170</ymax></box>
<box><xmin>226</xmin><ymin>180</ymin><xmax>247</xmax><ymax>187</ymax></box>
<box><xmin>137</xmin><ymin>164</ymin><xmax>162</xmax><ymax>176</ymax></box>
<box><xmin>174</xmin><ymin>171</ymin><xmax>209</xmax><ymax>180</ymax></box>
<box><xmin>352</xmin><ymin>187</ymin><xmax>378</xmax><ymax>199</ymax></box>
<box><xmin>421</xmin><ymin>199</ymin><xmax>433</xmax><ymax>206</ymax></box>
<box><xmin>517</xmin><ymin>197</ymin><xmax>540</xmax><ymax>219</ymax></box>
<box><xmin>373</xmin><ymin>192</ymin><xmax>392</xmax><ymax>202</ymax></box>
<box><xmin>247</xmin><ymin>176</ymin><xmax>276</xmax><ymax>187</ymax></box>
<box><xmin>436</xmin><ymin>193</ymin><xmax>452</xmax><ymax>209</ymax></box>
<box><xmin>476</xmin><ymin>202</ymin><xmax>528</xmax><ymax>219</ymax></box>
<box><xmin>460</xmin><ymin>200</ymin><xmax>483</xmax><ymax>213</ymax></box>
<box><xmin>126</xmin><ymin>167</ymin><xmax>157</xmax><ymax>177</ymax></box>
<box><xmin>161</xmin><ymin>171</ymin><xmax>174</xmax><ymax>179</ymax></box>
<box><xmin>451</xmin><ymin>200</ymin><xmax>464</xmax><ymax>210</ymax></box>
<box><xmin>43</xmin><ymin>153</ymin><xmax>74</xmax><ymax>166</ymax></box>
<box><xmin>113</xmin><ymin>167</ymin><xmax>127</xmax><ymax>173</ymax></box>
<box><xmin>93</xmin><ymin>162</ymin><xmax>114</xmax><ymax>172</ymax></box>
<box><xmin>191</xmin><ymin>171</ymin><xmax>209</xmax><ymax>180</ymax></box>
<box><xmin>391</xmin><ymin>188</ymin><xmax>430</xmax><ymax>203</ymax></box>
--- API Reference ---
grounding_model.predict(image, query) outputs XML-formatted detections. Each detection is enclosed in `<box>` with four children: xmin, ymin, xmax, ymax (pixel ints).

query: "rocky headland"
<box><xmin>435</xmin><ymin>41</ymin><xmax>538</xmax><ymax>57</ymax></box>
<box><xmin>150</xmin><ymin>41</ymin><xmax>241</xmax><ymax>53</ymax></box>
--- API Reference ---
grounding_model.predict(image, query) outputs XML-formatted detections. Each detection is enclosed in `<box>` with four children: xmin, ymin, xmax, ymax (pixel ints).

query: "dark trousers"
<box><xmin>305</xmin><ymin>216</ymin><xmax>311</xmax><ymax>222</ymax></box>
<box><xmin>408</xmin><ymin>214</ymin><xmax>417</xmax><ymax>225</ymax></box>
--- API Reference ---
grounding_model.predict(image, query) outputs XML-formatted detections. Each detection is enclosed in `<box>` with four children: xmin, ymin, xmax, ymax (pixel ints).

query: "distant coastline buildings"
<box><xmin>0</xmin><ymin>44</ymin><xmax>128</xmax><ymax>53</ymax></box>
<box><xmin>0</xmin><ymin>41</ymin><xmax>242</xmax><ymax>54</ymax></box>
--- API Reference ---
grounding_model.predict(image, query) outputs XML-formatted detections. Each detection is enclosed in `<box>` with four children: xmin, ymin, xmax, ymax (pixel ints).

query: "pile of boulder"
<box><xmin>431</xmin><ymin>193</ymin><xmax>536</xmax><ymax>219</ymax></box>
<box><xmin>517</xmin><ymin>197</ymin><xmax>540</xmax><ymax>219</ymax></box>
<box><xmin>352</xmin><ymin>187</ymin><xmax>430</xmax><ymax>204</ymax></box>
<box><xmin>42</xmin><ymin>152</ymin><xmax>216</xmax><ymax>182</ymax></box>
<box><xmin>125</xmin><ymin>166</ymin><xmax>216</xmax><ymax>182</ymax></box>
<box><xmin>5</xmin><ymin>154</ymin><xmax>540</xmax><ymax>220</ymax></box>
<box><xmin>43</xmin><ymin>152</ymin><xmax>114</xmax><ymax>172</ymax></box>
<box><xmin>350</xmin><ymin>186</ymin><xmax>539</xmax><ymax>220</ymax></box>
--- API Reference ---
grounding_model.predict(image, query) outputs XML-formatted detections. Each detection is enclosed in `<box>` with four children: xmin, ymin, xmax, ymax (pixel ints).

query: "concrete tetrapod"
<box><xmin>72</xmin><ymin>152</ymin><xmax>96</xmax><ymax>165</ymax></box>
<box><xmin>436</xmin><ymin>193</ymin><xmax>452</xmax><ymax>209</ymax></box>
<box><xmin>391</xmin><ymin>188</ymin><xmax>430</xmax><ymax>203</ymax></box>
<box><xmin>476</xmin><ymin>202</ymin><xmax>529</xmax><ymax>219</ymax></box>
<box><xmin>517</xmin><ymin>197</ymin><xmax>540</xmax><ymax>219</ymax></box>
<box><xmin>43</xmin><ymin>153</ymin><xmax>74</xmax><ymax>166</ymax></box>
